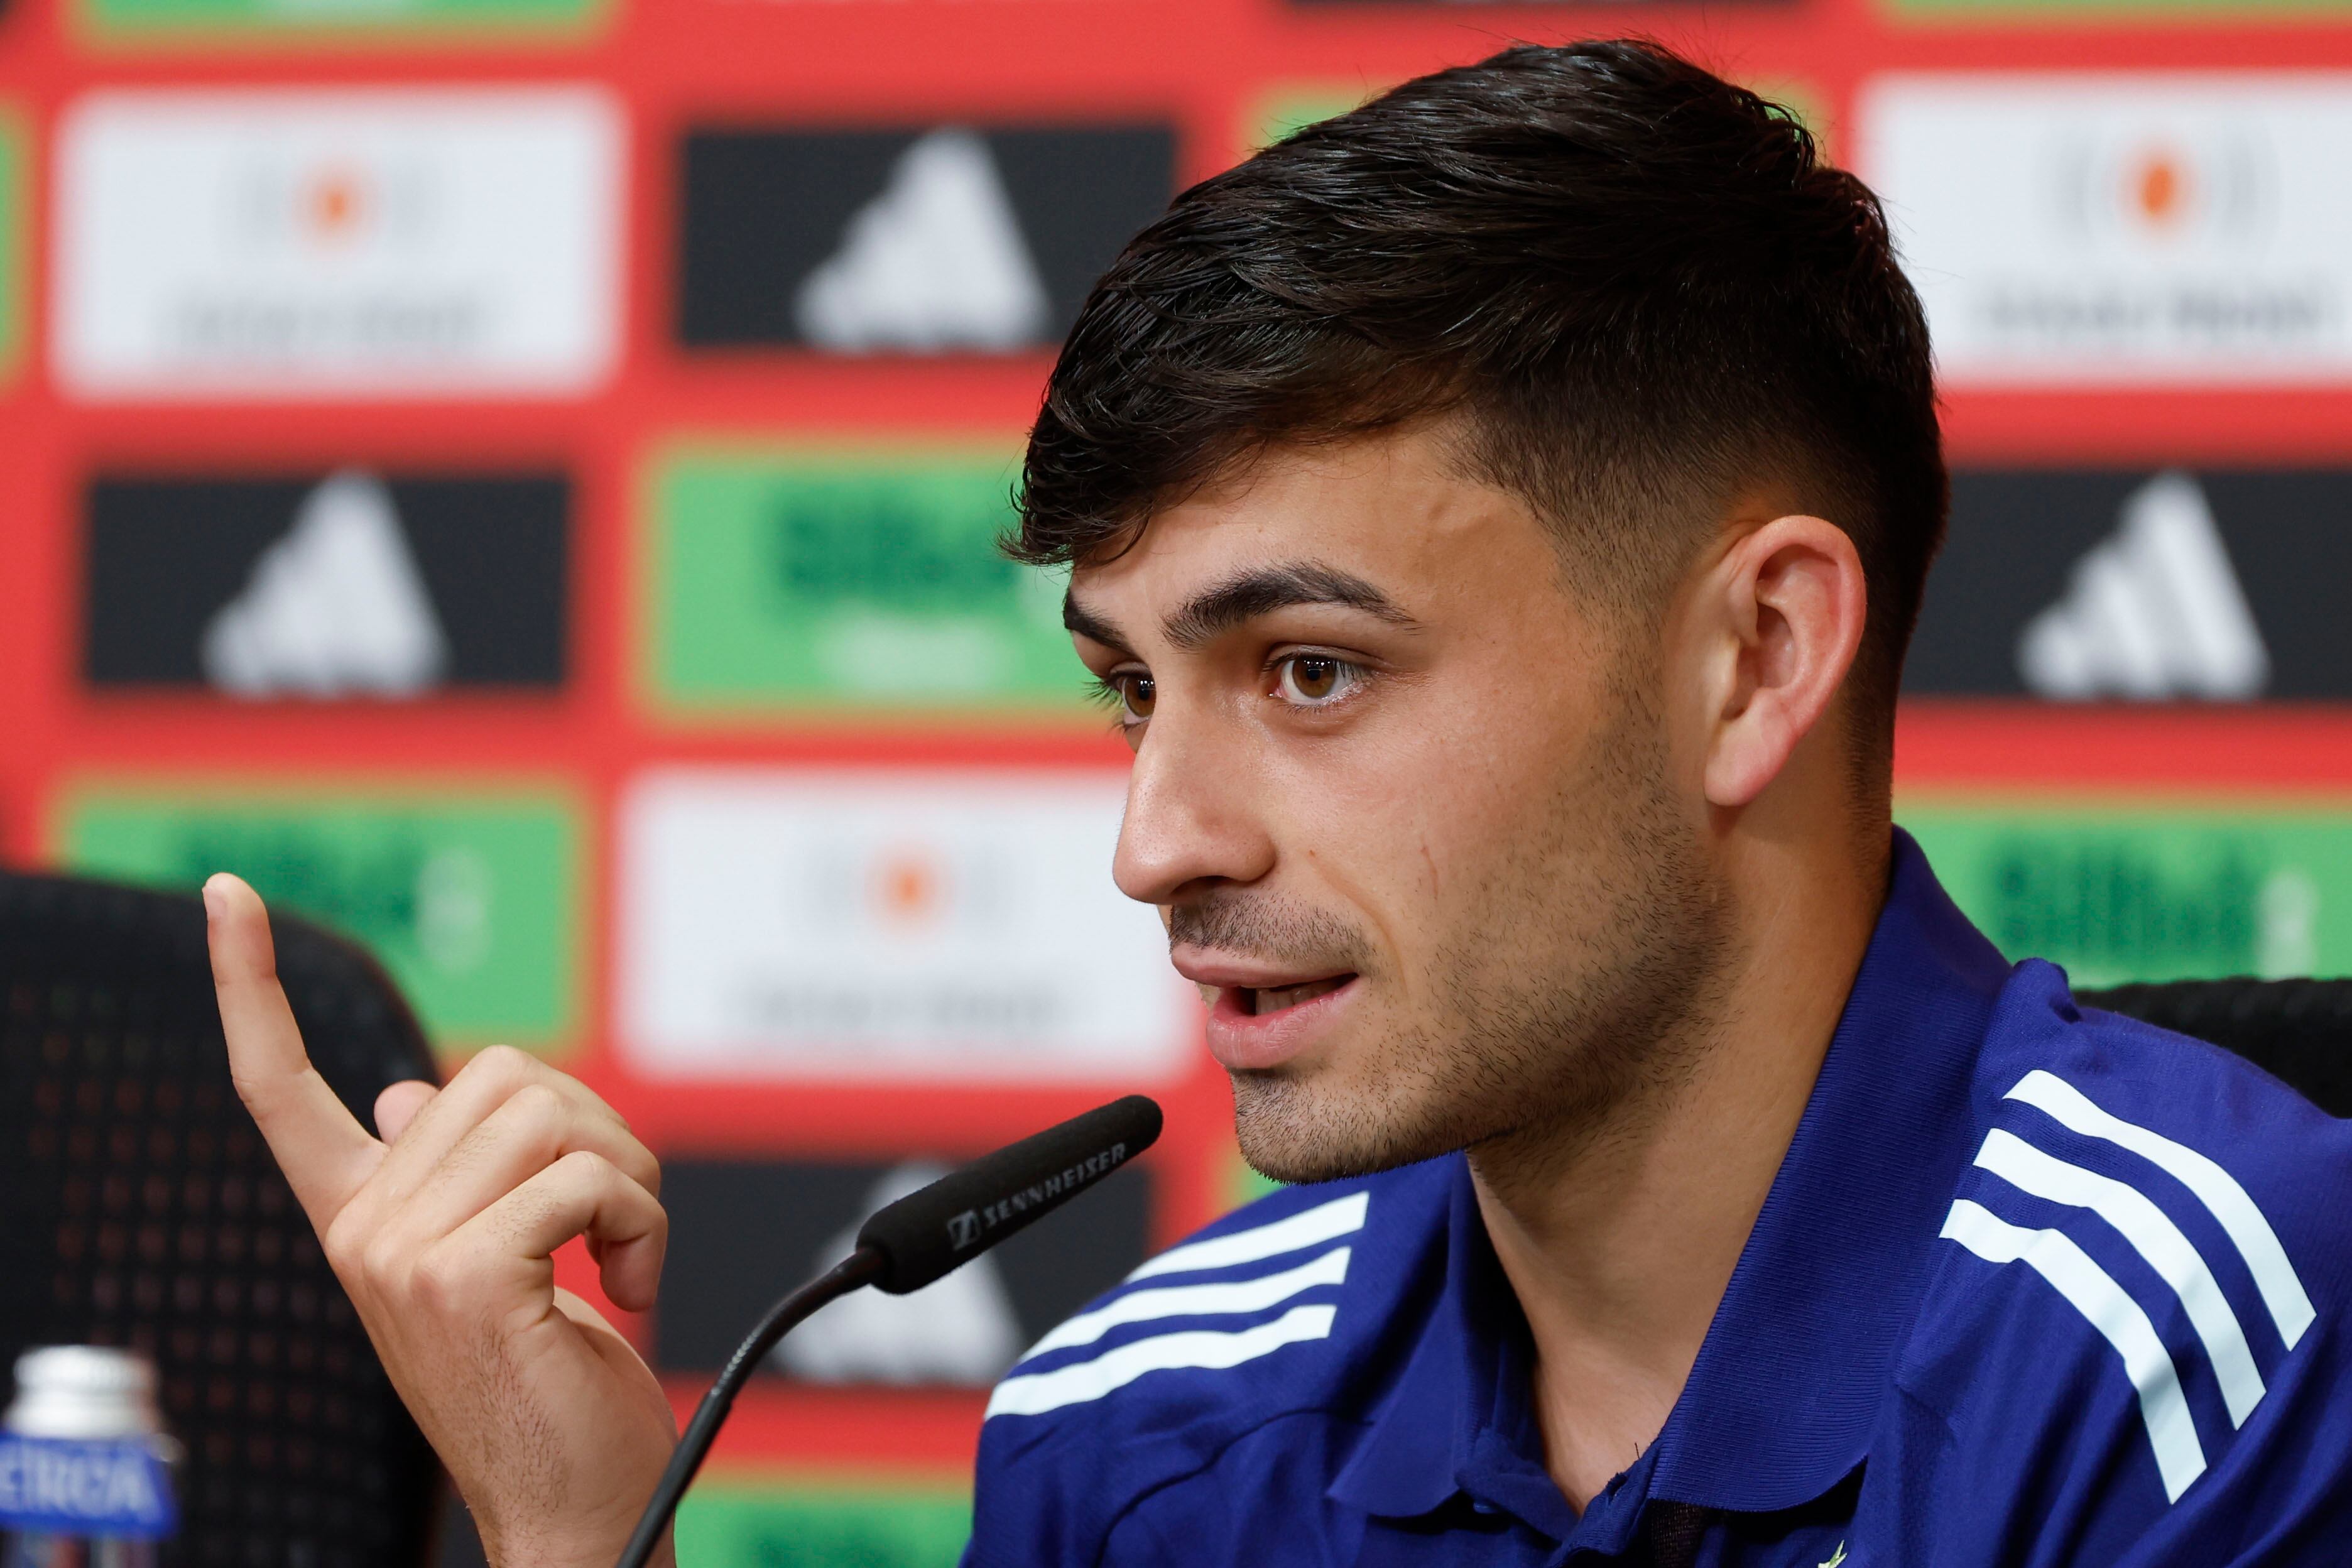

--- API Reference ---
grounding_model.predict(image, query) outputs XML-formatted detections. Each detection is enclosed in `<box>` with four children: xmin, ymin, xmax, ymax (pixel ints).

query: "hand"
<box><xmin>205</xmin><ymin>873</ymin><xmax>678</xmax><ymax>1568</ymax></box>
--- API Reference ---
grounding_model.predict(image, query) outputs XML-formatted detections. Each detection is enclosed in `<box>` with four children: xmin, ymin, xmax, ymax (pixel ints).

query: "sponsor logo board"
<box><xmin>55</xmin><ymin>88</ymin><xmax>623</xmax><ymax>400</ymax></box>
<box><xmin>1246</xmin><ymin>87</ymin><xmax>1368</xmax><ymax>155</ymax></box>
<box><xmin>1888</xmin><ymin>0</ymin><xmax>2352</xmax><ymax>17</ymax></box>
<box><xmin>656</xmin><ymin>1157</ymin><xmax>1152</xmax><ymax>1387</ymax></box>
<box><xmin>647</xmin><ymin>445</ymin><xmax>1077</xmax><ymax>714</ymax></box>
<box><xmin>58</xmin><ymin>788</ymin><xmax>581</xmax><ymax>1052</ymax></box>
<box><xmin>1902</xmin><ymin>803</ymin><xmax>2352</xmax><ymax>986</ymax></box>
<box><xmin>677</xmin><ymin>124</ymin><xmax>1173</xmax><ymax>352</ymax></box>
<box><xmin>1863</xmin><ymin>76</ymin><xmax>2352</xmax><ymax>384</ymax></box>
<box><xmin>617</xmin><ymin>769</ymin><xmax>1191</xmax><ymax>1082</ymax></box>
<box><xmin>1906</xmin><ymin>468</ymin><xmax>2352</xmax><ymax>701</ymax></box>
<box><xmin>80</xmin><ymin>0</ymin><xmax>602</xmax><ymax>37</ymax></box>
<box><xmin>0</xmin><ymin>112</ymin><xmax>23</xmax><ymax>382</ymax></box>
<box><xmin>85</xmin><ymin>471</ymin><xmax>567</xmax><ymax>697</ymax></box>
<box><xmin>675</xmin><ymin>1481</ymin><xmax>968</xmax><ymax>1568</ymax></box>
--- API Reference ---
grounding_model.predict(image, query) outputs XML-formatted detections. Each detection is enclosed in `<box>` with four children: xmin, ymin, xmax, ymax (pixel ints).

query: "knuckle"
<box><xmin>467</xmin><ymin>1044</ymin><xmax>533</xmax><ymax>1094</ymax></box>
<box><xmin>558</xmin><ymin>1147</ymin><xmax>616</xmax><ymax>1186</ymax></box>
<box><xmin>509</xmin><ymin>1082</ymin><xmax>565</xmax><ymax>1128</ymax></box>
<box><xmin>359</xmin><ymin>1231</ymin><xmax>408</xmax><ymax>1292</ymax></box>
<box><xmin>410</xmin><ymin>1243</ymin><xmax>473</xmax><ymax>1314</ymax></box>
<box><xmin>322</xmin><ymin>1209</ymin><xmax>371</xmax><ymax>1274</ymax></box>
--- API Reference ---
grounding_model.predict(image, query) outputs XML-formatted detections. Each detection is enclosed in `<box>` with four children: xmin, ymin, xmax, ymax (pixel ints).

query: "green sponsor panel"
<box><xmin>60</xmin><ymin>788</ymin><xmax>580</xmax><ymax>1054</ymax></box>
<box><xmin>1900</xmin><ymin>802</ymin><xmax>2352</xmax><ymax>988</ymax></box>
<box><xmin>1248</xmin><ymin>87</ymin><xmax>1371</xmax><ymax>152</ymax></box>
<box><xmin>80</xmin><ymin>0</ymin><xmax>602</xmax><ymax>39</ymax></box>
<box><xmin>675</xmin><ymin>1480</ymin><xmax>970</xmax><ymax>1568</ymax></box>
<box><xmin>1225</xmin><ymin>1146</ymin><xmax>1283</xmax><ymax>1213</ymax></box>
<box><xmin>1891</xmin><ymin>0</ymin><xmax>2352</xmax><ymax>17</ymax></box>
<box><xmin>650</xmin><ymin>446</ymin><xmax>1084</xmax><ymax>717</ymax></box>
<box><xmin>0</xmin><ymin>112</ymin><xmax>23</xmax><ymax>382</ymax></box>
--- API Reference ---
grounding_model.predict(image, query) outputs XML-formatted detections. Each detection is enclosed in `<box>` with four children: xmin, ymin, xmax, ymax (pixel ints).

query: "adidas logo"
<box><xmin>794</xmin><ymin>128</ymin><xmax>1050</xmax><ymax>353</ymax></box>
<box><xmin>779</xmin><ymin>1162</ymin><xmax>1025</xmax><ymax>1386</ymax></box>
<box><xmin>2015</xmin><ymin>471</ymin><xmax>2270</xmax><ymax>701</ymax></box>
<box><xmin>1942</xmin><ymin>1070</ymin><xmax>2314</xmax><ymax>1503</ymax></box>
<box><xmin>200</xmin><ymin>470</ymin><xmax>450</xmax><ymax>699</ymax></box>
<box><xmin>985</xmin><ymin>1189</ymin><xmax>1367</xmax><ymax>1419</ymax></box>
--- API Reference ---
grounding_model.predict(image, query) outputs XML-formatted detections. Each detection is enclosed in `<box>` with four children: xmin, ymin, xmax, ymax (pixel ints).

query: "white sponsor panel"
<box><xmin>55</xmin><ymin>87</ymin><xmax>623</xmax><ymax>400</ymax></box>
<box><xmin>618</xmin><ymin>768</ymin><xmax>1192</xmax><ymax>1082</ymax></box>
<box><xmin>1861</xmin><ymin>76</ymin><xmax>2352</xmax><ymax>384</ymax></box>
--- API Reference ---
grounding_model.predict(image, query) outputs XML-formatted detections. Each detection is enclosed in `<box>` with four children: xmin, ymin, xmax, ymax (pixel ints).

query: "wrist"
<box><xmin>476</xmin><ymin>1514</ymin><xmax>671</xmax><ymax>1568</ymax></box>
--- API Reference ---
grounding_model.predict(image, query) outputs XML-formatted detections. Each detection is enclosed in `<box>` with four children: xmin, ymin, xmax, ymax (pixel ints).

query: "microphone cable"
<box><xmin>612</xmin><ymin>1094</ymin><xmax>1163</xmax><ymax>1568</ymax></box>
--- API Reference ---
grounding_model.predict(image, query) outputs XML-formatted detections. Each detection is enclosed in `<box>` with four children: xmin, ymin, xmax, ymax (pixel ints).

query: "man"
<box><xmin>205</xmin><ymin>40</ymin><xmax>2352</xmax><ymax>1568</ymax></box>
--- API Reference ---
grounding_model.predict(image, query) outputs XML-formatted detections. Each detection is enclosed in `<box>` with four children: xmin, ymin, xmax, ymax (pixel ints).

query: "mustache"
<box><xmin>1167</xmin><ymin>893</ymin><xmax>1374</xmax><ymax>973</ymax></box>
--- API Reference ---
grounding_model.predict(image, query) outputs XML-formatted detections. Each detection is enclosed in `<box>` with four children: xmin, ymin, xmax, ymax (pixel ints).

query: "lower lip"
<box><xmin>1204</xmin><ymin>977</ymin><xmax>1360</xmax><ymax>1073</ymax></box>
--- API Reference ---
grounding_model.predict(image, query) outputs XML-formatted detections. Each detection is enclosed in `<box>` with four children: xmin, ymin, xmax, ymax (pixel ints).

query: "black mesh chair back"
<box><xmin>0</xmin><ymin>869</ymin><xmax>441</xmax><ymax>1568</ymax></box>
<box><xmin>2077</xmin><ymin>978</ymin><xmax>2352</xmax><ymax>1118</ymax></box>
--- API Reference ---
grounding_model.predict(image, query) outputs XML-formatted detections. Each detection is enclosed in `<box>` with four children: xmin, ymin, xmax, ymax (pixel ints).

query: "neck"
<box><xmin>1467</xmin><ymin>827</ymin><xmax>1885</xmax><ymax>1511</ymax></box>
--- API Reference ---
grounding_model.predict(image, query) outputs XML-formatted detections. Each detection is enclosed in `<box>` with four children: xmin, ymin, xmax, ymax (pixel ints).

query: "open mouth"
<box><xmin>1235</xmin><ymin>975</ymin><xmax>1354</xmax><ymax>1016</ymax></box>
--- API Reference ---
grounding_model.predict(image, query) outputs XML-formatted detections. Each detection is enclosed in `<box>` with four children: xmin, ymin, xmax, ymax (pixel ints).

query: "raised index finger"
<box><xmin>205</xmin><ymin>873</ymin><xmax>383</xmax><ymax>1228</ymax></box>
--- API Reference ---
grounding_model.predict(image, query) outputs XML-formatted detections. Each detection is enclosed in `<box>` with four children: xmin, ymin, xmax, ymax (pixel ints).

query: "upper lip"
<box><xmin>1170</xmin><ymin>948</ymin><xmax>1354</xmax><ymax>990</ymax></box>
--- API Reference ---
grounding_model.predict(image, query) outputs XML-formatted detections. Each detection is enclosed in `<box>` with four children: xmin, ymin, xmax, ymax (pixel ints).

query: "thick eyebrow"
<box><xmin>1061</xmin><ymin>594</ymin><xmax>1132</xmax><ymax>655</ymax></box>
<box><xmin>1062</xmin><ymin>561</ymin><xmax>1421</xmax><ymax>658</ymax></box>
<box><xmin>1162</xmin><ymin>562</ymin><xmax>1418</xmax><ymax>651</ymax></box>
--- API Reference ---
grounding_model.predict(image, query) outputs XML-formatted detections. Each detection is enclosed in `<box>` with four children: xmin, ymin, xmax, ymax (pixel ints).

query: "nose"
<box><xmin>1112</xmin><ymin>699</ymin><xmax>1277</xmax><ymax>907</ymax></box>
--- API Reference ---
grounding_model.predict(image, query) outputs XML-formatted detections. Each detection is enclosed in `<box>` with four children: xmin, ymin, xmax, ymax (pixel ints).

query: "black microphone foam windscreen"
<box><xmin>856</xmin><ymin>1094</ymin><xmax>1163</xmax><ymax>1294</ymax></box>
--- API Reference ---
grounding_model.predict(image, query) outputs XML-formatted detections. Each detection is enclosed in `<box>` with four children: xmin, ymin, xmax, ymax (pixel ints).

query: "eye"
<box><xmin>1110</xmin><ymin>670</ymin><xmax>1155</xmax><ymax>723</ymax></box>
<box><xmin>1271</xmin><ymin>653</ymin><xmax>1364</xmax><ymax>708</ymax></box>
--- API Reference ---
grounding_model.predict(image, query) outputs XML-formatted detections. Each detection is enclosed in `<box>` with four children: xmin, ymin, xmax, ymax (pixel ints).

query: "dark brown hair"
<box><xmin>1010</xmin><ymin>40</ymin><xmax>1946</xmax><ymax>752</ymax></box>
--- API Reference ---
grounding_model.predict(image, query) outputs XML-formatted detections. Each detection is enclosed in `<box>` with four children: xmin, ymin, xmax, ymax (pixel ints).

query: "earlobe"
<box><xmin>1701</xmin><ymin>516</ymin><xmax>1868</xmax><ymax>810</ymax></box>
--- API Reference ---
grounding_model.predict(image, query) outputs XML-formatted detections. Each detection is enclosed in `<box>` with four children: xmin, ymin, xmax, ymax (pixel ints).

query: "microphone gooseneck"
<box><xmin>611</xmin><ymin>1095</ymin><xmax>1164</xmax><ymax>1568</ymax></box>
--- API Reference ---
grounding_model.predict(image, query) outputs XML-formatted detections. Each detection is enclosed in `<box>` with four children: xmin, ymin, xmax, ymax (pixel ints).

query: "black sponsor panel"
<box><xmin>677</xmin><ymin>124</ymin><xmax>1175</xmax><ymax>351</ymax></box>
<box><xmin>84</xmin><ymin>472</ymin><xmax>569</xmax><ymax>694</ymax></box>
<box><xmin>656</xmin><ymin>1157</ymin><xmax>1153</xmax><ymax>1386</ymax></box>
<box><xmin>1905</xmin><ymin>469</ymin><xmax>2352</xmax><ymax>702</ymax></box>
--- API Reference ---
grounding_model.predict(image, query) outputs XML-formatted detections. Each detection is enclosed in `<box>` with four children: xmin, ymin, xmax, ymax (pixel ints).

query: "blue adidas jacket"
<box><xmin>966</xmin><ymin>832</ymin><xmax>2352</xmax><ymax>1565</ymax></box>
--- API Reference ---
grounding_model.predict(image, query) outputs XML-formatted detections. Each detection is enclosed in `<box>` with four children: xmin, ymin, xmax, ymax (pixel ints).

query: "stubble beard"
<box><xmin>1228</xmin><ymin>683</ymin><xmax>1736</xmax><ymax>1187</ymax></box>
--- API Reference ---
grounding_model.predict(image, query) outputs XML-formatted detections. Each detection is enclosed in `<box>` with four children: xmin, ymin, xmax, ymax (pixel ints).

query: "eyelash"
<box><xmin>1089</xmin><ymin>669</ymin><xmax>1153</xmax><ymax>731</ymax></box>
<box><xmin>1085</xmin><ymin>653</ymin><xmax>1371</xmax><ymax>730</ymax></box>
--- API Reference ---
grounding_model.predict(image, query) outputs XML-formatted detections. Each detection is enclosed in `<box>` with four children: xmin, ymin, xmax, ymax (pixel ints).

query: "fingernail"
<box><xmin>202</xmin><ymin>877</ymin><xmax>226</xmax><ymax>922</ymax></box>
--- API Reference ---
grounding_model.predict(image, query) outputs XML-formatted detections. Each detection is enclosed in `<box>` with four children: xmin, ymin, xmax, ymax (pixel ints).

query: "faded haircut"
<box><xmin>1008</xmin><ymin>39</ymin><xmax>1946</xmax><ymax>771</ymax></box>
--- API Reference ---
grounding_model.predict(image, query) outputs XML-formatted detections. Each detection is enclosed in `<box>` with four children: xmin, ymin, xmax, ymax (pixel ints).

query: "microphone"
<box><xmin>858</xmin><ymin>1095</ymin><xmax>1162</xmax><ymax>1293</ymax></box>
<box><xmin>612</xmin><ymin>1096</ymin><xmax>1163</xmax><ymax>1568</ymax></box>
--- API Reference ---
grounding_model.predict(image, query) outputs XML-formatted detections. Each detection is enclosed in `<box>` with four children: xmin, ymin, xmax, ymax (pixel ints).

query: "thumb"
<box><xmin>374</xmin><ymin>1080</ymin><xmax>441</xmax><ymax>1145</ymax></box>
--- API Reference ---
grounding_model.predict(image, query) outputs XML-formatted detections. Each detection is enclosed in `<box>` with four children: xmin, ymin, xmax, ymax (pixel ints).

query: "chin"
<box><xmin>1230</xmin><ymin>1069</ymin><xmax>1469</xmax><ymax>1186</ymax></box>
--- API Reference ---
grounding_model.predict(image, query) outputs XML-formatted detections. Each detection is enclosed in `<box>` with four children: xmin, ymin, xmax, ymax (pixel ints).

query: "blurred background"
<box><xmin>1</xmin><ymin>0</ymin><xmax>2348</xmax><ymax>1560</ymax></box>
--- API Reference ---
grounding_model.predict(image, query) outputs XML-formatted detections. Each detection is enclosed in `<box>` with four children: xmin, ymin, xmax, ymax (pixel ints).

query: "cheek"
<box><xmin>1257</xmin><ymin>699</ymin><xmax>1581</xmax><ymax>977</ymax></box>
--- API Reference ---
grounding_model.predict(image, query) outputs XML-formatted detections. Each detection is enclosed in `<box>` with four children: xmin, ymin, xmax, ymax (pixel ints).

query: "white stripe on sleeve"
<box><xmin>1019</xmin><ymin>1246</ymin><xmax>1352</xmax><ymax>1362</ymax></box>
<box><xmin>1974</xmin><ymin>1129</ymin><xmax>2265</xmax><ymax>1427</ymax></box>
<box><xmin>1941</xmin><ymin>1198</ymin><xmax>2208</xmax><ymax>1503</ymax></box>
<box><xmin>2007</xmin><ymin>1070</ymin><xmax>2315</xmax><ymax>1350</ymax></box>
<box><xmin>985</xmin><ymin>1304</ymin><xmax>1339</xmax><ymax>1419</ymax></box>
<box><xmin>1126</xmin><ymin>1191</ymin><xmax>1369</xmax><ymax>1282</ymax></box>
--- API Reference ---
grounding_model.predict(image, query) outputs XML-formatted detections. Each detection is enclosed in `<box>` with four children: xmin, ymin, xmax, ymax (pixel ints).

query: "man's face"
<box><xmin>1065</xmin><ymin>426</ymin><xmax>1735</xmax><ymax>1183</ymax></box>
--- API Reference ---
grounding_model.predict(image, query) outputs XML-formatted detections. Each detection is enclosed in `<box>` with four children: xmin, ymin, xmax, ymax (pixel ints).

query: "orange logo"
<box><xmin>302</xmin><ymin>165</ymin><xmax>368</xmax><ymax>244</ymax></box>
<box><xmin>2126</xmin><ymin>146</ymin><xmax>2191</xmax><ymax>235</ymax></box>
<box><xmin>874</xmin><ymin>849</ymin><xmax>944</xmax><ymax>926</ymax></box>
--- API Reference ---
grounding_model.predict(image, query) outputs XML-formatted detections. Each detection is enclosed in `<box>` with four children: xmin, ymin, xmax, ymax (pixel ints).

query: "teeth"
<box><xmin>1248</xmin><ymin>977</ymin><xmax>1348</xmax><ymax>1016</ymax></box>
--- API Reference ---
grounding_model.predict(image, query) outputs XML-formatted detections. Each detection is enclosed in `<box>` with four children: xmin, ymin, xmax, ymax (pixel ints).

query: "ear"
<box><xmin>1694</xmin><ymin>514</ymin><xmax>1868</xmax><ymax>810</ymax></box>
